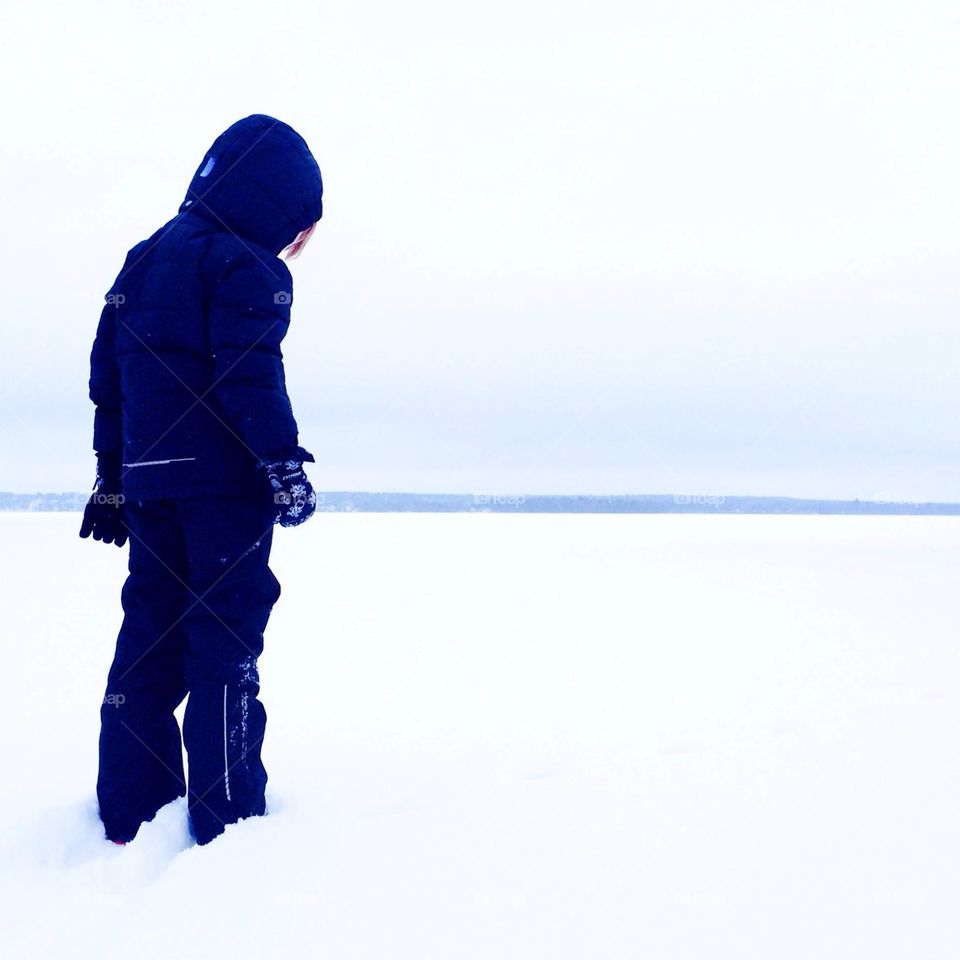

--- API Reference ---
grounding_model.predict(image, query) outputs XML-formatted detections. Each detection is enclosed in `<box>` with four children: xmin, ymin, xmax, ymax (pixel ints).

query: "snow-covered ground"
<box><xmin>1</xmin><ymin>511</ymin><xmax>959</xmax><ymax>958</ymax></box>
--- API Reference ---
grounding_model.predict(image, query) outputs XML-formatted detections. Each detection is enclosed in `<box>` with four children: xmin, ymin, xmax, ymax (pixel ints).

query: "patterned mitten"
<box><xmin>262</xmin><ymin>456</ymin><xmax>317</xmax><ymax>527</ymax></box>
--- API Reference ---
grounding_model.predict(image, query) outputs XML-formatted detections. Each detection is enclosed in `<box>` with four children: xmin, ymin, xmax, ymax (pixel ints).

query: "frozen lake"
<box><xmin>1</xmin><ymin>511</ymin><xmax>958</xmax><ymax>957</ymax></box>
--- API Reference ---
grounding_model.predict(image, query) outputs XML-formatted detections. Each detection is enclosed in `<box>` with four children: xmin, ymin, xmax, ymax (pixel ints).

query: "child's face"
<box><xmin>282</xmin><ymin>221</ymin><xmax>317</xmax><ymax>260</ymax></box>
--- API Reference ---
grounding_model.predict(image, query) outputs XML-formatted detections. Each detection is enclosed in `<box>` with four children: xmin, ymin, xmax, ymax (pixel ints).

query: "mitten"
<box><xmin>79</xmin><ymin>451</ymin><xmax>128</xmax><ymax>547</ymax></box>
<box><xmin>260</xmin><ymin>448</ymin><xmax>317</xmax><ymax>527</ymax></box>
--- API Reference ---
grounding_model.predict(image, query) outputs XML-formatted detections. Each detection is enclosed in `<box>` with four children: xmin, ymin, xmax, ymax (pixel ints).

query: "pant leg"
<box><xmin>97</xmin><ymin>498</ymin><xmax>189</xmax><ymax>843</ymax></box>
<box><xmin>176</xmin><ymin>495</ymin><xmax>280</xmax><ymax>845</ymax></box>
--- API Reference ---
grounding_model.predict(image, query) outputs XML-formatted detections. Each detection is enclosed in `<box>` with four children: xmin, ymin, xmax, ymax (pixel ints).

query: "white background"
<box><xmin>1</xmin><ymin>0</ymin><xmax>958</xmax><ymax>497</ymax></box>
<box><xmin>3</xmin><ymin>511</ymin><xmax>959</xmax><ymax>956</ymax></box>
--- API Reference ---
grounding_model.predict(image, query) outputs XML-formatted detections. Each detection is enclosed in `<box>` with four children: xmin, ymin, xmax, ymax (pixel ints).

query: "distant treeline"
<box><xmin>2</xmin><ymin>490</ymin><xmax>959</xmax><ymax>515</ymax></box>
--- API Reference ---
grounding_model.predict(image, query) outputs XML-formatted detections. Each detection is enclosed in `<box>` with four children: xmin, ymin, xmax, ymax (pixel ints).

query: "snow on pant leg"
<box><xmin>97</xmin><ymin>498</ymin><xmax>190</xmax><ymax>843</ymax></box>
<box><xmin>176</xmin><ymin>495</ymin><xmax>280</xmax><ymax>845</ymax></box>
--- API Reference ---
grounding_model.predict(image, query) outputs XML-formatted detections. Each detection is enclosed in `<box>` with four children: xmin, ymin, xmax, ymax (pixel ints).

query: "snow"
<box><xmin>2</xmin><ymin>511</ymin><xmax>959</xmax><ymax>957</ymax></box>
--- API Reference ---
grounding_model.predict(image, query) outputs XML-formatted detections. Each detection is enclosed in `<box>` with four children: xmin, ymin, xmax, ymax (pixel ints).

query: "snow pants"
<box><xmin>97</xmin><ymin>494</ymin><xmax>280</xmax><ymax>845</ymax></box>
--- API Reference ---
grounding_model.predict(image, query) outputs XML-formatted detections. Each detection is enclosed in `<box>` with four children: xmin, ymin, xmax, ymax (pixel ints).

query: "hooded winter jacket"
<box><xmin>88</xmin><ymin>114</ymin><xmax>323</xmax><ymax>501</ymax></box>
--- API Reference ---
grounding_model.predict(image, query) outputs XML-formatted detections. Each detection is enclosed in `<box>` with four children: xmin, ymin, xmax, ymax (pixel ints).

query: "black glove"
<box><xmin>259</xmin><ymin>448</ymin><xmax>317</xmax><ymax>527</ymax></box>
<box><xmin>79</xmin><ymin>451</ymin><xmax>128</xmax><ymax>547</ymax></box>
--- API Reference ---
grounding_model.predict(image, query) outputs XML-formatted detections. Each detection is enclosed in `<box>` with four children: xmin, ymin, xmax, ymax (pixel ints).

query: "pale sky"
<box><xmin>1</xmin><ymin>0</ymin><xmax>958</xmax><ymax>499</ymax></box>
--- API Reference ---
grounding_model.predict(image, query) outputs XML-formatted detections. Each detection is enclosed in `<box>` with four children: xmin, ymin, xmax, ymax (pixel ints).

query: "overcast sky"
<box><xmin>1</xmin><ymin>0</ymin><xmax>958</xmax><ymax>499</ymax></box>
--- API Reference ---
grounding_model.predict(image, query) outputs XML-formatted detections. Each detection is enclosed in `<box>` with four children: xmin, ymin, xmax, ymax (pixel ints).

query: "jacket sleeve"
<box><xmin>205</xmin><ymin>247</ymin><xmax>312</xmax><ymax>465</ymax></box>
<box><xmin>89</xmin><ymin>301</ymin><xmax>122</xmax><ymax>455</ymax></box>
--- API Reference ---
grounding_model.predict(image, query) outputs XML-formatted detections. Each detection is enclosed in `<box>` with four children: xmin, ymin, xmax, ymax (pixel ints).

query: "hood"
<box><xmin>178</xmin><ymin>114</ymin><xmax>323</xmax><ymax>256</ymax></box>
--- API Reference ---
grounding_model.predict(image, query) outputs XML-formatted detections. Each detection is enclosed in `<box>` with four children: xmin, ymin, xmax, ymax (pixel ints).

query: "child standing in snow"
<box><xmin>80</xmin><ymin>115</ymin><xmax>322</xmax><ymax>845</ymax></box>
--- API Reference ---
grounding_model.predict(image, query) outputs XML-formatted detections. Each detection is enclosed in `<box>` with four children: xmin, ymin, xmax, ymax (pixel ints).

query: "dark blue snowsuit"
<box><xmin>89</xmin><ymin>115</ymin><xmax>322</xmax><ymax>844</ymax></box>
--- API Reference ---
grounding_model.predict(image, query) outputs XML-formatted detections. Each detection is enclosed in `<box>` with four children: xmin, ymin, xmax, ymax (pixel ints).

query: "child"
<box><xmin>79</xmin><ymin>114</ymin><xmax>323</xmax><ymax>845</ymax></box>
